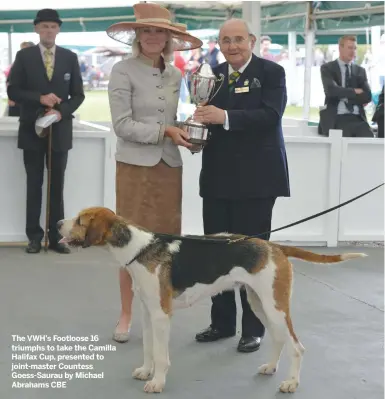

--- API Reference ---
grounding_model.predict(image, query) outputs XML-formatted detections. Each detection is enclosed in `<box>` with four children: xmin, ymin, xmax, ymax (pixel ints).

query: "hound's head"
<box><xmin>57</xmin><ymin>207</ymin><xmax>132</xmax><ymax>248</ymax></box>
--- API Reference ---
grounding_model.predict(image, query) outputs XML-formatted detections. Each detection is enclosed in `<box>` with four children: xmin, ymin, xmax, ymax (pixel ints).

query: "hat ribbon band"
<box><xmin>136</xmin><ymin>18</ymin><xmax>172</xmax><ymax>25</ymax></box>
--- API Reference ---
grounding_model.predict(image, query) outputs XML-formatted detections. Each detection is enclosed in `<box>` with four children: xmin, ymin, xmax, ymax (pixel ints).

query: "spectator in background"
<box><xmin>173</xmin><ymin>50</ymin><xmax>186</xmax><ymax>76</ymax></box>
<box><xmin>319</xmin><ymin>35</ymin><xmax>373</xmax><ymax>137</ymax></box>
<box><xmin>185</xmin><ymin>47</ymin><xmax>204</xmax><ymax>90</ymax></box>
<box><xmin>86</xmin><ymin>65</ymin><xmax>100</xmax><ymax>89</ymax></box>
<box><xmin>79</xmin><ymin>56</ymin><xmax>89</xmax><ymax>80</ymax></box>
<box><xmin>6</xmin><ymin>41</ymin><xmax>35</xmax><ymax>117</ymax></box>
<box><xmin>205</xmin><ymin>36</ymin><xmax>220</xmax><ymax>69</ymax></box>
<box><xmin>260</xmin><ymin>35</ymin><xmax>275</xmax><ymax>61</ymax></box>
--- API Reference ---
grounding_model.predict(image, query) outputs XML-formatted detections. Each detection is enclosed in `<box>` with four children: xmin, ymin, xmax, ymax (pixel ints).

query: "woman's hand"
<box><xmin>165</xmin><ymin>126</ymin><xmax>192</xmax><ymax>149</ymax></box>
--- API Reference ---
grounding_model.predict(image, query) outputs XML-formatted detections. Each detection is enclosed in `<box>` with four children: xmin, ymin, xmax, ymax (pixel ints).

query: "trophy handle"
<box><xmin>209</xmin><ymin>73</ymin><xmax>225</xmax><ymax>103</ymax></box>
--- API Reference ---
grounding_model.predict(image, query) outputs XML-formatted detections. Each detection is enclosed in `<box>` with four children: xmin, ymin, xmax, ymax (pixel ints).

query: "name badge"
<box><xmin>235</xmin><ymin>87</ymin><xmax>249</xmax><ymax>94</ymax></box>
<box><xmin>64</xmin><ymin>73</ymin><xmax>71</xmax><ymax>81</ymax></box>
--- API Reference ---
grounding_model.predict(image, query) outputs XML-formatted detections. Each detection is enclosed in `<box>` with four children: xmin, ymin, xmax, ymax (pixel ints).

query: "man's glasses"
<box><xmin>219</xmin><ymin>35</ymin><xmax>251</xmax><ymax>47</ymax></box>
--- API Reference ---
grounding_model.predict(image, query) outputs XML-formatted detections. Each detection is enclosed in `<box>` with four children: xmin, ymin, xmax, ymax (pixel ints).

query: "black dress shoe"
<box><xmin>237</xmin><ymin>336</ymin><xmax>262</xmax><ymax>353</ymax></box>
<box><xmin>25</xmin><ymin>240</ymin><xmax>42</xmax><ymax>254</ymax></box>
<box><xmin>48</xmin><ymin>242</ymin><xmax>71</xmax><ymax>254</ymax></box>
<box><xmin>195</xmin><ymin>326</ymin><xmax>235</xmax><ymax>343</ymax></box>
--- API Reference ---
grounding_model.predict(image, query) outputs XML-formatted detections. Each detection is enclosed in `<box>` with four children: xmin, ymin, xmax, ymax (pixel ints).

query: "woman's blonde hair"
<box><xmin>132</xmin><ymin>28</ymin><xmax>174</xmax><ymax>63</ymax></box>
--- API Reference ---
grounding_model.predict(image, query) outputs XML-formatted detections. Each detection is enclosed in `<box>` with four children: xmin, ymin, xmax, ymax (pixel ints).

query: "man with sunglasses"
<box><xmin>193</xmin><ymin>19</ymin><xmax>290</xmax><ymax>353</ymax></box>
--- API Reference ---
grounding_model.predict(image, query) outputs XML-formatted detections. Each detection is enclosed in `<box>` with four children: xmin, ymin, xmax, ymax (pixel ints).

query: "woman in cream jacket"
<box><xmin>107</xmin><ymin>3</ymin><xmax>202</xmax><ymax>342</ymax></box>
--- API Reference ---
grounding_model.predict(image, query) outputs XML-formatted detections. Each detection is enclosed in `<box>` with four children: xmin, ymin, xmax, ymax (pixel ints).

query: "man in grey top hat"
<box><xmin>7</xmin><ymin>8</ymin><xmax>85</xmax><ymax>254</ymax></box>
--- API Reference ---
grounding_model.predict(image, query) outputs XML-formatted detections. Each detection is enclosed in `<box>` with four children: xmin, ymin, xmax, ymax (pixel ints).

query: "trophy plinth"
<box><xmin>183</xmin><ymin>63</ymin><xmax>224</xmax><ymax>154</ymax></box>
<box><xmin>184</xmin><ymin>116</ymin><xmax>209</xmax><ymax>154</ymax></box>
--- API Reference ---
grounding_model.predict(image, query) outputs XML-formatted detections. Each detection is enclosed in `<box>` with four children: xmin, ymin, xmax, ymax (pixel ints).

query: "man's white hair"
<box><xmin>131</xmin><ymin>28</ymin><xmax>174</xmax><ymax>63</ymax></box>
<box><xmin>219</xmin><ymin>18</ymin><xmax>256</xmax><ymax>39</ymax></box>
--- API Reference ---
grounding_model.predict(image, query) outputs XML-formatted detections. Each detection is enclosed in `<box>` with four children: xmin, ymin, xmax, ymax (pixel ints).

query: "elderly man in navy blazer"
<box><xmin>193</xmin><ymin>19</ymin><xmax>290</xmax><ymax>353</ymax></box>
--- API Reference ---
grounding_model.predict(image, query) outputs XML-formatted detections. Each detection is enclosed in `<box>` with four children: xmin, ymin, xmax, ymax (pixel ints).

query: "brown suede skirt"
<box><xmin>116</xmin><ymin>160</ymin><xmax>182</xmax><ymax>235</ymax></box>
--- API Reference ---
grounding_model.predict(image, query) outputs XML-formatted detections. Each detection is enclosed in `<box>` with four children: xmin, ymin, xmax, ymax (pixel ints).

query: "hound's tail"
<box><xmin>276</xmin><ymin>244</ymin><xmax>367</xmax><ymax>264</ymax></box>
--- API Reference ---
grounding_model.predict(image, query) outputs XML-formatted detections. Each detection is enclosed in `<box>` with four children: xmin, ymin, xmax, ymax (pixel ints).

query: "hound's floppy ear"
<box><xmin>82</xmin><ymin>219</ymin><xmax>106</xmax><ymax>248</ymax></box>
<box><xmin>82</xmin><ymin>230</ymin><xmax>101</xmax><ymax>248</ymax></box>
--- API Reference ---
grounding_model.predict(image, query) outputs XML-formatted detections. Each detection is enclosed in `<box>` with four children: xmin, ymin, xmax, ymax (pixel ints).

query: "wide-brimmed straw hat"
<box><xmin>106</xmin><ymin>3</ymin><xmax>202</xmax><ymax>51</ymax></box>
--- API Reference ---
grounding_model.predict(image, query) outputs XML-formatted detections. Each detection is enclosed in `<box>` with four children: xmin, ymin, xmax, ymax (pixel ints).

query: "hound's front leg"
<box><xmin>143</xmin><ymin>310</ymin><xmax>171</xmax><ymax>393</ymax></box>
<box><xmin>132</xmin><ymin>301</ymin><xmax>153</xmax><ymax>381</ymax></box>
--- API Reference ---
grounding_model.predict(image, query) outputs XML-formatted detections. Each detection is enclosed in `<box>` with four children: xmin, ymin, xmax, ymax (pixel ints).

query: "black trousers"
<box><xmin>335</xmin><ymin>114</ymin><xmax>374</xmax><ymax>137</ymax></box>
<box><xmin>23</xmin><ymin>146</ymin><xmax>68</xmax><ymax>244</ymax></box>
<box><xmin>203</xmin><ymin>197</ymin><xmax>276</xmax><ymax>338</ymax></box>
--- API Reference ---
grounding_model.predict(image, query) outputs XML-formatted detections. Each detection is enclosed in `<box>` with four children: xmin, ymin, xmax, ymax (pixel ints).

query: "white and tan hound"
<box><xmin>58</xmin><ymin>207</ymin><xmax>366</xmax><ymax>394</ymax></box>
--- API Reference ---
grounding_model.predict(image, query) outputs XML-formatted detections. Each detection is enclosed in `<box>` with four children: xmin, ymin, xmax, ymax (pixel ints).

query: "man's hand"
<box><xmin>165</xmin><ymin>126</ymin><xmax>192</xmax><ymax>149</ymax></box>
<box><xmin>40</xmin><ymin>93</ymin><xmax>61</xmax><ymax>108</ymax></box>
<box><xmin>7</xmin><ymin>99</ymin><xmax>16</xmax><ymax>107</ymax></box>
<box><xmin>354</xmin><ymin>88</ymin><xmax>364</xmax><ymax>95</ymax></box>
<box><xmin>45</xmin><ymin>109</ymin><xmax>62</xmax><ymax>122</ymax></box>
<box><xmin>194</xmin><ymin>105</ymin><xmax>226</xmax><ymax>125</ymax></box>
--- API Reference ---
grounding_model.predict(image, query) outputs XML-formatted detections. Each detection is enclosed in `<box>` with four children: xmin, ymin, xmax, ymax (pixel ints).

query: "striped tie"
<box><xmin>44</xmin><ymin>49</ymin><xmax>54</xmax><ymax>80</ymax></box>
<box><xmin>228</xmin><ymin>71</ymin><xmax>240</xmax><ymax>92</ymax></box>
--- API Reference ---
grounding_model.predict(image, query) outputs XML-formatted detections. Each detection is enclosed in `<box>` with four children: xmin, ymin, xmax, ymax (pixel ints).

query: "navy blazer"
<box><xmin>7</xmin><ymin>45</ymin><xmax>85</xmax><ymax>152</ymax></box>
<box><xmin>199</xmin><ymin>54</ymin><xmax>290</xmax><ymax>199</ymax></box>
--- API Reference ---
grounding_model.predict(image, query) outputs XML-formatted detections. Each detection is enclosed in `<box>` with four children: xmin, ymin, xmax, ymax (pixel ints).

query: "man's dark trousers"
<box><xmin>23</xmin><ymin>138</ymin><xmax>68</xmax><ymax>244</ymax></box>
<box><xmin>203</xmin><ymin>197</ymin><xmax>276</xmax><ymax>338</ymax></box>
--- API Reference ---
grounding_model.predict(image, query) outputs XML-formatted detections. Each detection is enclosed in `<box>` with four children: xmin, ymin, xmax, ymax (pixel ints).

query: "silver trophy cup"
<box><xmin>184</xmin><ymin>63</ymin><xmax>224</xmax><ymax>154</ymax></box>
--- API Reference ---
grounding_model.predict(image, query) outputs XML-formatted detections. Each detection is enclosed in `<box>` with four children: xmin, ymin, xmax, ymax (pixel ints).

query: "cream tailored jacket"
<box><xmin>108</xmin><ymin>54</ymin><xmax>183</xmax><ymax>167</ymax></box>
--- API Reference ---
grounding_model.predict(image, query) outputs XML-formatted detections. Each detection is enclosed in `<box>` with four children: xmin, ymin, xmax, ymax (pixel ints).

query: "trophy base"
<box><xmin>188</xmin><ymin>139</ymin><xmax>206</xmax><ymax>154</ymax></box>
<box><xmin>184</xmin><ymin>117</ymin><xmax>210</xmax><ymax>154</ymax></box>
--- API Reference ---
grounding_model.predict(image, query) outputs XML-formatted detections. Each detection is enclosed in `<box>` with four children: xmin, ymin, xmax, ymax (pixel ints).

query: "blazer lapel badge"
<box><xmin>235</xmin><ymin>78</ymin><xmax>250</xmax><ymax>94</ymax></box>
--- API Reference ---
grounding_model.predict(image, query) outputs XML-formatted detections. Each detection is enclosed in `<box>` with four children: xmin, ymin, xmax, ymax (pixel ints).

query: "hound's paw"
<box><xmin>279</xmin><ymin>378</ymin><xmax>299</xmax><ymax>393</ymax></box>
<box><xmin>132</xmin><ymin>366</ymin><xmax>152</xmax><ymax>381</ymax></box>
<box><xmin>258</xmin><ymin>363</ymin><xmax>277</xmax><ymax>375</ymax></box>
<box><xmin>144</xmin><ymin>378</ymin><xmax>165</xmax><ymax>393</ymax></box>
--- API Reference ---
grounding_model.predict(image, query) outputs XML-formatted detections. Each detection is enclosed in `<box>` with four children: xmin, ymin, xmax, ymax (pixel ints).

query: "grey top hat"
<box><xmin>34</xmin><ymin>9</ymin><xmax>62</xmax><ymax>26</ymax></box>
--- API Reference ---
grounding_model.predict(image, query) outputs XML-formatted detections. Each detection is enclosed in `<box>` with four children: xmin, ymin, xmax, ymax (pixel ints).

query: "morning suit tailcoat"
<box><xmin>7</xmin><ymin>45</ymin><xmax>85</xmax><ymax>152</ymax></box>
<box><xmin>200</xmin><ymin>54</ymin><xmax>290</xmax><ymax>200</ymax></box>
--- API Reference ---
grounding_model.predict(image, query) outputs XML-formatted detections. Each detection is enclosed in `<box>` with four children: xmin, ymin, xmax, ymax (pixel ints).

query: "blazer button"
<box><xmin>153</xmin><ymin>73</ymin><xmax>158</xmax><ymax>76</ymax></box>
<box><xmin>156</xmin><ymin>85</ymin><xmax>163</xmax><ymax>89</ymax></box>
<box><xmin>159</xmin><ymin>96</ymin><xmax>165</xmax><ymax>100</ymax></box>
<box><xmin>158</xmin><ymin>121</ymin><xmax>164</xmax><ymax>125</ymax></box>
<box><xmin>158</xmin><ymin>109</ymin><xmax>164</xmax><ymax>112</ymax></box>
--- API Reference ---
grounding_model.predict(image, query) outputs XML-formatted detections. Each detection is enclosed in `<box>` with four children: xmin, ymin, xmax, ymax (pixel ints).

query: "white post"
<box><xmin>242</xmin><ymin>1</ymin><xmax>261</xmax><ymax>56</ymax></box>
<box><xmin>288</xmin><ymin>31</ymin><xmax>297</xmax><ymax>105</ymax></box>
<box><xmin>371</xmin><ymin>25</ymin><xmax>381</xmax><ymax>54</ymax></box>
<box><xmin>371</xmin><ymin>25</ymin><xmax>382</xmax><ymax>92</ymax></box>
<box><xmin>326</xmin><ymin>129</ymin><xmax>343</xmax><ymax>247</ymax></box>
<box><xmin>8</xmin><ymin>31</ymin><xmax>12</xmax><ymax>65</ymax></box>
<box><xmin>302</xmin><ymin>30</ymin><xmax>315</xmax><ymax>120</ymax></box>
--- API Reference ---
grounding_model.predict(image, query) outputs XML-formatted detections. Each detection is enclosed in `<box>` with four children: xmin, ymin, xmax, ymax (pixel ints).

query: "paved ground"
<box><xmin>0</xmin><ymin>245</ymin><xmax>383</xmax><ymax>399</ymax></box>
